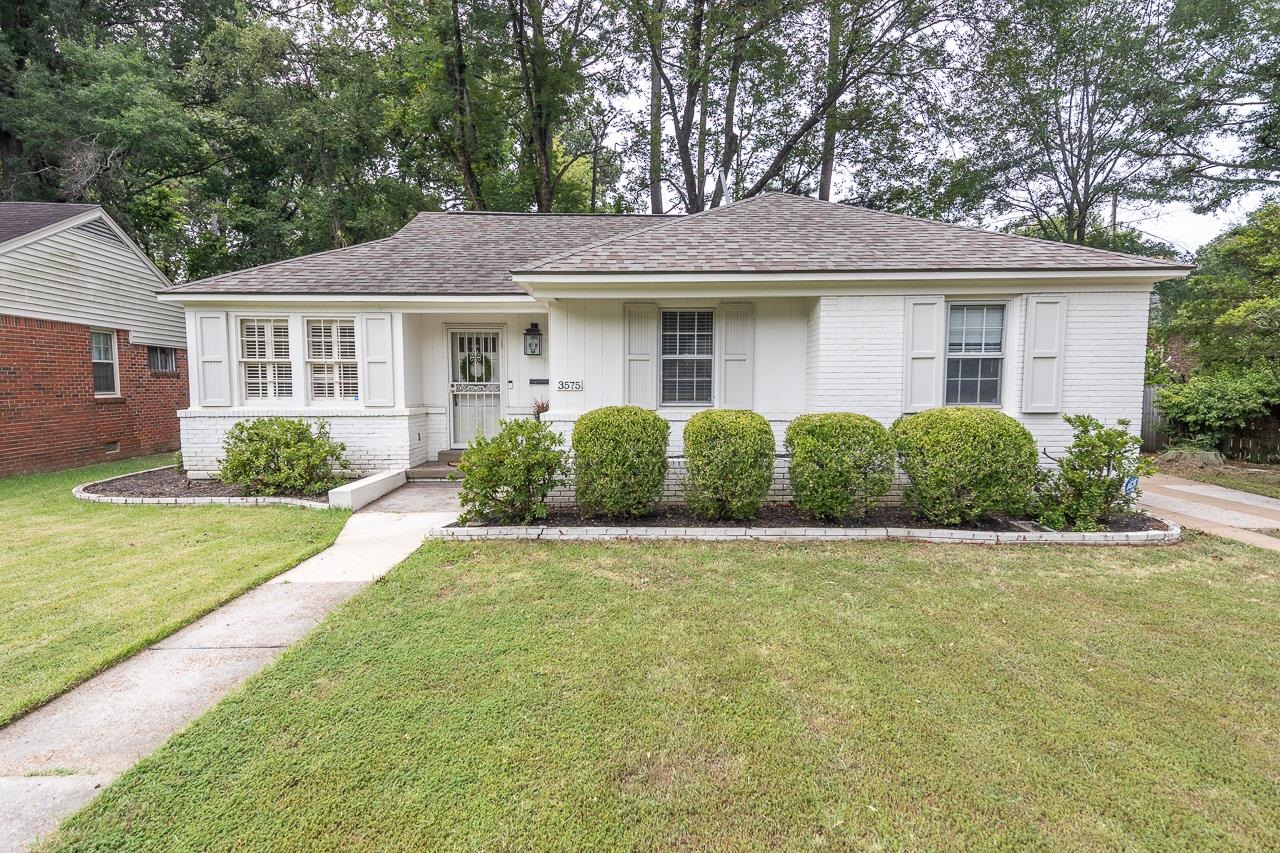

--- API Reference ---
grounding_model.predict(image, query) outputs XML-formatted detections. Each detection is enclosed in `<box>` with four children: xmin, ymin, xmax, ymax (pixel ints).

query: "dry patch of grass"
<box><xmin>49</xmin><ymin>535</ymin><xmax>1280</xmax><ymax>850</ymax></box>
<box><xmin>1156</xmin><ymin>456</ymin><xmax>1280</xmax><ymax>500</ymax></box>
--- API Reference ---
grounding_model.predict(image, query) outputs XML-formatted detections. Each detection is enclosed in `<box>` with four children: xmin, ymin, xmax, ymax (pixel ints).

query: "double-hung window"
<box><xmin>91</xmin><ymin>330</ymin><xmax>118</xmax><ymax>396</ymax></box>
<box><xmin>660</xmin><ymin>309</ymin><xmax>713</xmax><ymax>405</ymax></box>
<box><xmin>945</xmin><ymin>304</ymin><xmax>1004</xmax><ymax>405</ymax></box>
<box><xmin>240</xmin><ymin>318</ymin><xmax>292</xmax><ymax>399</ymax></box>
<box><xmin>307</xmin><ymin>318</ymin><xmax>358</xmax><ymax>401</ymax></box>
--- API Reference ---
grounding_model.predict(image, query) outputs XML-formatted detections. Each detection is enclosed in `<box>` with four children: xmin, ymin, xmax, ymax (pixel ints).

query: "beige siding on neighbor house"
<box><xmin>0</xmin><ymin>217</ymin><xmax>183</xmax><ymax>347</ymax></box>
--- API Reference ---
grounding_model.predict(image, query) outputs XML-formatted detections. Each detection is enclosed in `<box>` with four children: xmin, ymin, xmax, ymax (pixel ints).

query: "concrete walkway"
<box><xmin>0</xmin><ymin>482</ymin><xmax>458</xmax><ymax>853</ymax></box>
<box><xmin>1139</xmin><ymin>474</ymin><xmax>1280</xmax><ymax>552</ymax></box>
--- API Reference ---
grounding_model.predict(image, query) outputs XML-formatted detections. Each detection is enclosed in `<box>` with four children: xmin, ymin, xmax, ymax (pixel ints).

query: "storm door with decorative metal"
<box><xmin>450</xmin><ymin>331</ymin><xmax>501</xmax><ymax>446</ymax></box>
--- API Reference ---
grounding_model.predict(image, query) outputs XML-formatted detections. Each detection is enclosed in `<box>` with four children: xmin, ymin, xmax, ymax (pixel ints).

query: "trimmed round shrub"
<box><xmin>891</xmin><ymin>407</ymin><xmax>1038</xmax><ymax>525</ymax></box>
<box><xmin>457</xmin><ymin>418</ymin><xmax>566</xmax><ymax>525</ymax></box>
<box><xmin>572</xmin><ymin>406</ymin><xmax>670</xmax><ymax>517</ymax></box>
<box><xmin>683</xmin><ymin>410</ymin><xmax>776</xmax><ymax>520</ymax></box>
<box><xmin>219</xmin><ymin>417</ymin><xmax>350</xmax><ymax>496</ymax></box>
<box><xmin>785</xmin><ymin>413</ymin><xmax>894</xmax><ymax>521</ymax></box>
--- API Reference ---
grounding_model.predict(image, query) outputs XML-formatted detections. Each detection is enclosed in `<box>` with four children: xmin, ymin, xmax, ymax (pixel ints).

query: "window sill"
<box><xmin>94</xmin><ymin>395</ymin><xmax>125</xmax><ymax>404</ymax></box>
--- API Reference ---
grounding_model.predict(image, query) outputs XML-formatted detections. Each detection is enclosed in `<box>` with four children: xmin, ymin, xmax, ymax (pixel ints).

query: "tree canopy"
<box><xmin>0</xmin><ymin>0</ymin><xmax>1275</xmax><ymax>281</ymax></box>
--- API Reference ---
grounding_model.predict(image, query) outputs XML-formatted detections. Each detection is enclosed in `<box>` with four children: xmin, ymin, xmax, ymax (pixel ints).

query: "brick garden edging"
<box><xmin>72</xmin><ymin>466</ymin><xmax>332</xmax><ymax>510</ymax></box>
<box><xmin>431</xmin><ymin>521</ymin><xmax>1182</xmax><ymax>545</ymax></box>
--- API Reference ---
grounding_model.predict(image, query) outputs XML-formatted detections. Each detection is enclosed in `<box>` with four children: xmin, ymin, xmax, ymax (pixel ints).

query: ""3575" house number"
<box><xmin>556</xmin><ymin>380</ymin><xmax>584</xmax><ymax>391</ymax></box>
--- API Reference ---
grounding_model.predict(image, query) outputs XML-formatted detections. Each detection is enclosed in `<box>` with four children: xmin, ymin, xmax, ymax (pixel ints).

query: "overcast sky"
<box><xmin>1119</xmin><ymin>193</ymin><xmax>1264</xmax><ymax>257</ymax></box>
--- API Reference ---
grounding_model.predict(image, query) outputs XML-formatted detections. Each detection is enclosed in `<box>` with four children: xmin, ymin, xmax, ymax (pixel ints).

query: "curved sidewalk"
<box><xmin>0</xmin><ymin>483</ymin><xmax>458</xmax><ymax>853</ymax></box>
<box><xmin>1139</xmin><ymin>474</ymin><xmax>1280</xmax><ymax>552</ymax></box>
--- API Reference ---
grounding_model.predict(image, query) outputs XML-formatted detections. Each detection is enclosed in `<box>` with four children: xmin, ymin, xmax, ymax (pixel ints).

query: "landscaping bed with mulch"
<box><xmin>81</xmin><ymin>466</ymin><xmax>329</xmax><ymax>506</ymax></box>
<box><xmin>460</xmin><ymin>504</ymin><xmax>1169</xmax><ymax>533</ymax></box>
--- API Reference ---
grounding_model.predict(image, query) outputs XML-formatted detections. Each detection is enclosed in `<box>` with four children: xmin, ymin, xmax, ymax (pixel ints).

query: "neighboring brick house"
<box><xmin>0</xmin><ymin>203</ymin><xmax>187</xmax><ymax>477</ymax></box>
<box><xmin>162</xmin><ymin>192</ymin><xmax>1192</xmax><ymax>496</ymax></box>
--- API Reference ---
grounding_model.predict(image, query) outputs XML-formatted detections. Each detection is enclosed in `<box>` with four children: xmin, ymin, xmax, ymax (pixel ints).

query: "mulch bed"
<box><xmin>468</xmin><ymin>504</ymin><xmax>1168</xmax><ymax>533</ymax></box>
<box><xmin>83</xmin><ymin>467</ymin><xmax>328</xmax><ymax>505</ymax></box>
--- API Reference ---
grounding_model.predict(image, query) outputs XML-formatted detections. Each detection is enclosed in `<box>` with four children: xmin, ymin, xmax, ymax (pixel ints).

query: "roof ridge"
<box><xmin>832</xmin><ymin>201</ymin><xmax>1190</xmax><ymax>269</ymax></box>
<box><xmin>517</xmin><ymin>192</ymin><xmax>777</xmax><ymax>272</ymax></box>
<box><xmin>435</xmin><ymin>210</ymin><xmax>669</xmax><ymax>219</ymax></box>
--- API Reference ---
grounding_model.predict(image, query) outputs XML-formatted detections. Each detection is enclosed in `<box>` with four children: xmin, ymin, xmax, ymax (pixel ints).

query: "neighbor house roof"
<box><xmin>517</xmin><ymin>192</ymin><xmax>1192</xmax><ymax>276</ymax></box>
<box><xmin>168</xmin><ymin>193</ymin><xmax>1190</xmax><ymax>297</ymax></box>
<box><xmin>166</xmin><ymin>212</ymin><xmax>666</xmax><ymax>295</ymax></box>
<box><xmin>0</xmin><ymin>202</ymin><xmax>100</xmax><ymax>248</ymax></box>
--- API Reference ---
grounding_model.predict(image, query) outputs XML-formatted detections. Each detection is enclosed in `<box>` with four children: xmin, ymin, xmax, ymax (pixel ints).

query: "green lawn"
<box><xmin>49</xmin><ymin>536</ymin><xmax>1279</xmax><ymax>850</ymax></box>
<box><xmin>0</xmin><ymin>456</ymin><xmax>348</xmax><ymax>725</ymax></box>
<box><xmin>1156</xmin><ymin>456</ymin><xmax>1280</xmax><ymax>500</ymax></box>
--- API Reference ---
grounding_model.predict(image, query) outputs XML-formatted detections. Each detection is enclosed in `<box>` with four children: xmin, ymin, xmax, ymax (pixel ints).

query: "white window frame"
<box><xmin>305</xmin><ymin>317</ymin><xmax>360</xmax><ymax>402</ymax></box>
<box><xmin>147</xmin><ymin>345</ymin><xmax>177</xmax><ymax>373</ymax></box>
<box><xmin>238</xmin><ymin>317</ymin><xmax>293</xmax><ymax>401</ymax></box>
<box><xmin>658</xmin><ymin>308</ymin><xmax>716</xmax><ymax>408</ymax></box>
<box><xmin>944</xmin><ymin>301</ymin><xmax>1008</xmax><ymax>407</ymax></box>
<box><xmin>91</xmin><ymin>329</ymin><xmax>118</xmax><ymax>397</ymax></box>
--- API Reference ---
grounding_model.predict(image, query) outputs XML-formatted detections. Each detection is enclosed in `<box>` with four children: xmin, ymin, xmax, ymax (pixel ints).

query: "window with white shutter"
<box><xmin>945</xmin><ymin>304</ymin><xmax>1005</xmax><ymax>405</ymax></box>
<box><xmin>239</xmin><ymin>318</ymin><xmax>292</xmax><ymax>399</ymax></box>
<box><xmin>307</xmin><ymin>318</ymin><xmax>358</xmax><ymax>400</ymax></box>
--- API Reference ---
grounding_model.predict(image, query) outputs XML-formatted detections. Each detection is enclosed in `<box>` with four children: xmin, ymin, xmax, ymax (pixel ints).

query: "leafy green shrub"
<box><xmin>683</xmin><ymin>410</ymin><xmax>776</xmax><ymax>520</ymax></box>
<box><xmin>572</xmin><ymin>406</ymin><xmax>669</xmax><ymax>517</ymax></box>
<box><xmin>1156</xmin><ymin>366</ymin><xmax>1280</xmax><ymax>449</ymax></box>
<box><xmin>457</xmin><ymin>418</ymin><xmax>566</xmax><ymax>524</ymax></box>
<box><xmin>891</xmin><ymin>407</ymin><xmax>1037</xmax><ymax>525</ymax></box>
<box><xmin>785</xmin><ymin>413</ymin><xmax>894</xmax><ymax>521</ymax></box>
<box><xmin>1036</xmin><ymin>415</ymin><xmax>1154</xmax><ymax>531</ymax></box>
<box><xmin>219</xmin><ymin>417</ymin><xmax>350</xmax><ymax>496</ymax></box>
<box><xmin>173</xmin><ymin>450</ymin><xmax>185</xmax><ymax>474</ymax></box>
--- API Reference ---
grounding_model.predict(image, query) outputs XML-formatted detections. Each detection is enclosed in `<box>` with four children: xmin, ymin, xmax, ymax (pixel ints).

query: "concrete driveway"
<box><xmin>1139</xmin><ymin>474</ymin><xmax>1280</xmax><ymax>552</ymax></box>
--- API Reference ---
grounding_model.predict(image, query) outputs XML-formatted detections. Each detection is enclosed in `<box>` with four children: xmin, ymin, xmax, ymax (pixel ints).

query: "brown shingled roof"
<box><xmin>517</xmin><ymin>192</ymin><xmax>1192</xmax><ymax>275</ymax></box>
<box><xmin>0</xmin><ymin>202</ymin><xmax>99</xmax><ymax>248</ymax></box>
<box><xmin>167</xmin><ymin>211</ymin><xmax>666</xmax><ymax>295</ymax></box>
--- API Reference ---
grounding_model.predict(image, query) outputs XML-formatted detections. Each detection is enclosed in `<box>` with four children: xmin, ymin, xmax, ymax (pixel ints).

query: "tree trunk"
<box><xmin>509</xmin><ymin>0</ymin><xmax>554</xmax><ymax>212</ymax></box>
<box><xmin>445</xmin><ymin>0</ymin><xmax>486</xmax><ymax>210</ymax></box>
<box><xmin>818</xmin><ymin>0</ymin><xmax>841</xmax><ymax>201</ymax></box>
<box><xmin>649</xmin><ymin>51</ymin><xmax>663</xmax><ymax>214</ymax></box>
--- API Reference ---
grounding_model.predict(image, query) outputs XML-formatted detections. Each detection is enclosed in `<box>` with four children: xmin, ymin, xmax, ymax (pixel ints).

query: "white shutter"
<box><xmin>902</xmin><ymin>296</ymin><xmax>946</xmax><ymax>412</ymax></box>
<box><xmin>194</xmin><ymin>311</ymin><xmax>231</xmax><ymax>406</ymax></box>
<box><xmin>359</xmin><ymin>313</ymin><xmax>395</xmax><ymax>407</ymax></box>
<box><xmin>1023</xmin><ymin>295</ymin><xmax>1067</xmax><ymax>413</ymax></box>
<box><xmin>719</xmin><ymin>302</ymin><xmax>754</xmax><ymax>408</ymax></box>
<box><xmin>624</xmin><ymin>302</ymin><xmax>658</xmax><ymax>408</ymax></box>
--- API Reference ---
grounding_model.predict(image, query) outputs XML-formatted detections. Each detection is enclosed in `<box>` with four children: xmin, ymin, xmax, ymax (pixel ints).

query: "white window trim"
<box><xmin>944</xmin><ymin>300</ymin><xmax>1009</xmax><ymax>408</ymax></box>
<box><xmin>91</xmin><ymin>329</ymin><xmax>119</xmax><ymax>398</ymax></box>
<box><xmin>305</xmin><ymin>317</ymin><xmax>361</xmax><ymax>404</ymax></box>
<box><xmin>658</xmin><ymin>307</ymin><xmax>717</xmax><ymax>409</ymax></box>
<box><xmin>237</xmin><ymin>316</ymin><xmax>294</xmax><ymax>403</ymax></box>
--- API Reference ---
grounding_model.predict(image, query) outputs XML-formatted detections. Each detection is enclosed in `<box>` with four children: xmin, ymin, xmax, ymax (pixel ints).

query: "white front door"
<box><xmin>449</xmin><ymin>330</ymin><xmax>502</xmax><ymax>447</ymax></box>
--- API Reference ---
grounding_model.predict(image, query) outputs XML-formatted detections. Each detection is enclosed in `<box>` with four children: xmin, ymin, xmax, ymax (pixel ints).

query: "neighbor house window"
<box><xmin>91</xmin><ymin>330</ymin><xmax>118</xmax><ymax>396</ymax></box>
<box><xmin>147</xmin><ymin>346</ymin><xmax>176</xmax><ymax>373</ymax></box>
<box><xmin>660</xmin><ymin>309</ymin><xmax>713</xmax><ymax>405</ymax></box>
<box><xmin>946</xmin><ymin>304</ymin><xmax>1004</xmax><ymax>405</ymax></box>
<box><xmin>240</xmin><ymin>318</ymin><xmax>292</xmax><ymax>399</ymax></box>
<box><xmin>307</xmin><ymin>318</ymin><xmax>358</xmax><ymax>400</ymax></box>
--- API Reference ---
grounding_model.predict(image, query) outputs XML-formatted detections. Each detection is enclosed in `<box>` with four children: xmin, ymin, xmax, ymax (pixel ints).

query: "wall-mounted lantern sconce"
<box><xmin>523</xmin><ymin>322</ymin><xmax>543</xmax><ymax>356</ymax></box>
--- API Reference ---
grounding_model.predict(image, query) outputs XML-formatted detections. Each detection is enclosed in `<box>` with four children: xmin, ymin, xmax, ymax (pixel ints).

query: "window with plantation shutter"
<box><xmin>239</xmin><ymin>318</ymin><xmax>292</xmax><ymax>399</ymax></box>
<box><xmin>307</xmin><ymin>318</ymin><xmax>358</xmax><ymax>400</ymax></box>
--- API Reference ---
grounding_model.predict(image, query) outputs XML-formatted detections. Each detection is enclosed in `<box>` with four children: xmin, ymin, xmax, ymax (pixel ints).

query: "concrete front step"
<box><xmin>406</xmin><ymin>462</ymin><xmax>459</xmax><ymax>481</ymax></box>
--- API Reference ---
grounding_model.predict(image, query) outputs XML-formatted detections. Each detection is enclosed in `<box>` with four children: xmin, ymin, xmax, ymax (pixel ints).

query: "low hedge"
<box><xmin>219</xmin><ymin>417</ymin><xmax>350</xmax><ymax>496</ymax></box>
<box><xmin>785</xmin><ymin>413</ymin><xmax>894</xmax><ymax>521</ymax></box>
<box><xmin>892</xmin><ymin>407</ymin><xmax>1038</xmax><ymax>525</ymax></box>
<box><xmin>683</xmin><ymin>410</ymin><xmax>775</xmax><ymax>520</ymax></box>
<box><xmin>457</xmin><ymin>418</ymin><xmax>566</xmax><ymax>525</ymax></box>
<box><xmin>572</xmin><ymin>406</ymin><xmax>670</xmax><ymax>517</ymax></box>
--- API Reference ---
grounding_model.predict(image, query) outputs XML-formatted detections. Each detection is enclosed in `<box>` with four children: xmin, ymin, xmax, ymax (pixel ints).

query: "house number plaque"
<box><xmin>556</xmin><ymin>380</ymin><xmax>584</xmax><ymax>391</ymax></box>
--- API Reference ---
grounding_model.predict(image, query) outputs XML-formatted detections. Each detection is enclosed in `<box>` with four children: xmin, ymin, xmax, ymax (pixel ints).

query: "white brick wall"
<box><xmin>179</xmin><ymin>408</ymin><xmax>432</xmax><ymax>475</ymax></box>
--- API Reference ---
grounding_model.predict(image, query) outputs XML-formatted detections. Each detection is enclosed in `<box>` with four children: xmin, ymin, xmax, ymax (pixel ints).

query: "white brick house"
<box><xmin>160</xmin><ymin>193</ymin><xmax>1190</xmax><ymax>486</ymax></box>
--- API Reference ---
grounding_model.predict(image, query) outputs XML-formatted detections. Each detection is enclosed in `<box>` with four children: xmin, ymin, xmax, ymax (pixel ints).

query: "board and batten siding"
<box><xmin>0</xmin><ymin>215</ymin><xmax>184</xmax><ymax>347</ymax></box>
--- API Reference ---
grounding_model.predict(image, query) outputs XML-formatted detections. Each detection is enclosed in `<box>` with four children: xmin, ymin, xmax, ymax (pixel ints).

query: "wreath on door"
<box><xmin>459</xmin><ymin>351</ymin><xmax>493</xmax><ymax>382</ymax></box>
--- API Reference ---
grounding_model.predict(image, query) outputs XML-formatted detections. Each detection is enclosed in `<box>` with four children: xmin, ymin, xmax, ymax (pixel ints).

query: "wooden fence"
<box><xmin>1141</xmin><ymin>384</ymin><xmax>1169</xmax><ymax>453</ymax></box>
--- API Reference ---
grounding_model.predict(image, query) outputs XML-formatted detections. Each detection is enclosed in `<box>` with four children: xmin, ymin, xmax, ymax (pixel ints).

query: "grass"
<box><xmin>49</xmin><ymin>535</ymin><xmax>1279</xmax><ymax>850</ymax></box>
<box><xmin>0</xmin><ymin>456</ymin><xmax>349</xmax><ymax>725</ymax></box>
<box><xmin>1155</xmin><ymin>455</ymin><xmax>1280</xmax><ymax>500</ymax></box>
